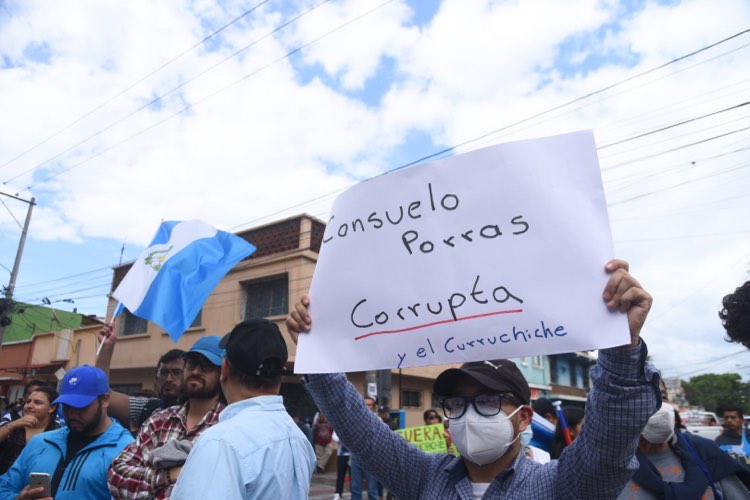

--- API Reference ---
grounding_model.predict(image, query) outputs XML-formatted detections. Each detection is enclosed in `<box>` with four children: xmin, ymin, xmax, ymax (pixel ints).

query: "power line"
<box><xmin>5</xmin><ymin>26</ymin><xmax>749</xmax><ymax>307</ymax></box>
<box><xmin>0</xmin><ymin>198</ymin><xmax>23</xmax><ymax>229</ymax></box>
<box><xmin>381</xmin><ymin>29</ymin><xmax>750</xmax><ymax>175</ymax></box>
<box><xmin>658</xmin><ymin>349</ymin><xmax>747</xmax><ymax>375</ymax></box>
<box><xmin>603</xmin><ymin>124</ymin><xmax>750</xmax><ymax>173</ymax></box>
<box><xmin>604</xmin><ymin>138</ymin><xmax>750</xmax><ymax>198</ymax></box>
<box><xmin>609</xmin><ymin>159</ymin><xmax>749</xmax><ymax>207</ymax></box>
<box><xmin>468</xmin><ymin>45</ymin><xmax>750</xmax><ymax>153</ymax></box>
<box><xmin>13</xmin><ymin>265</ymin><xmax>113</xmax><ymax>290</ymax></box>
<box><xmin>14</xmin><ymin>0</ymin><xmax>395</xmax><ymax>193</ymax></box>
<box><xmin>0</xmin><ymin>0</ymin><xmax>270</xmax><ymax>171</ymax></box>
<box><xmin>3</xmin><ymin>0</ymin><xmax>331</xmax><ymax>187</ymax></box>
<box><xmin>598</xmin><ymin>101</ymin><xmax>750</xmax><ymax>150</ymax></box>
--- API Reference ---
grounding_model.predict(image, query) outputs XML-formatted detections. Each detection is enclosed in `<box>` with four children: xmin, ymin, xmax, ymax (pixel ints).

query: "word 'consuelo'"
<box><xmin>322</xmin><ymin>182</ymin><xmax>530</xmax><ymax>256</ymax></box>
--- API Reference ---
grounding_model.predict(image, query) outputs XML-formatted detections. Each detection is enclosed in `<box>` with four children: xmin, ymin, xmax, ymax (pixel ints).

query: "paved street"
<box><xmin>309</xmin><ymin>471</ymin><xmax>348</xmax><ymax>500</ymax></box>
<box><xmin>309</xmin><ymin>471</ymin><xmax>383</xmax><ymax>499</ymax></box>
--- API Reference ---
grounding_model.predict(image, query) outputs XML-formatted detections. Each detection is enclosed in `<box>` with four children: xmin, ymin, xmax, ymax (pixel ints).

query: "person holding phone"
<box><xmin>0</xmin><ymin>366</ymin><xmax>133</xmax><ymax>499</ymax></box>
<box><xmin>0</xmin><ymin>387</ymin><xmax>60</xmax><ymax>474</ymax></box>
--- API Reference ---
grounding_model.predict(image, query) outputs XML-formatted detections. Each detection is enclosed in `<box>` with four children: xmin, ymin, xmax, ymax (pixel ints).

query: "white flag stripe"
<box><xmin>113</xmin><ymin>221</ymin><xmax>217</xmax><ymax>311</ymax></box>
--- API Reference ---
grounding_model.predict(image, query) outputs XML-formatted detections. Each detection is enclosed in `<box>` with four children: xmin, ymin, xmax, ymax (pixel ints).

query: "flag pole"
<box><xmin>96</xmin><ymin>304</ymin><xmax>119</xmax><ymax>357</ymax></box>
<box><xmin>553</xmin><ymin>400</ymin><xmax>572</xmax><ymax>446</ymax></box>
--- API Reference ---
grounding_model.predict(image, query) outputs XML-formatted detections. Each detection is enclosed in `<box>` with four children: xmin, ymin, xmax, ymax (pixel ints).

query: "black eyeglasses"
<box><xmin>184</xmin><ymin>357</ymin><xmax>219</xmax><ymax>372</ymax></box>
<box><xmin>439</xmin><ymin>393</ymin><xmax>518</xmax><ymax>419</ymax></box>
<box><xmin>156</xmin><ymin>368</ymin><xmax>184</xmax><ymax>378</ymax></box>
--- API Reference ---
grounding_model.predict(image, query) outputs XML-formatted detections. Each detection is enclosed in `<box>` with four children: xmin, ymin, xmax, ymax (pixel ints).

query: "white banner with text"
<box><xmin>295</xmin><ymin>131</ymin><xmax>628</xmax><ymax>373</ymax></box>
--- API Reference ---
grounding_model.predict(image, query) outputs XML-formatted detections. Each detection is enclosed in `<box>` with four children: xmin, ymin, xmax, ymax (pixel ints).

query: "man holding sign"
<box><xmin>286</xmin><ymin>259</ymin><xmax>660</xmax><ymax>498</ymax></box>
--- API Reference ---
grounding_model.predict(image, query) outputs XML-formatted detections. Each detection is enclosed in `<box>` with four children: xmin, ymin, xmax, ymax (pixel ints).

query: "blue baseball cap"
<box><xmin>53</xmin><ymin>365</ymin><xmax>109</xmax><ymax>408</ymax></box>
<box><xmin>183</xmin><ymin>336</ymin><xmax>224</xmax><ymax>366</ymax></box>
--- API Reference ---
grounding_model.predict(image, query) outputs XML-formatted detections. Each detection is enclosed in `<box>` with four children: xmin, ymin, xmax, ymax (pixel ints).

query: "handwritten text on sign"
<box><xmin>295</xmin><ymin>131</ymin><xmax>628</xmax><ymax>374</ymax></box>
<box><xmin>396</xmin><ymin>424</ymin><xmax>448</xmax><ymax>454</ymax></box>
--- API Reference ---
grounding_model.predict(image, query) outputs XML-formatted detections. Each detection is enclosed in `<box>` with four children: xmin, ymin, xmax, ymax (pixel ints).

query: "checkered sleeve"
<box><xmin>553</xmin><ymin>341</ymin><xmax>661</xmax><ymax>499</ymax></box>
<box><xmin>107</xmin><ymin>411</ymin><xmax>172</xmax><ymax>499</ymax></box>
<box><xmin>303</xmin><ymin>373</ymin><xmax>443</xmax><ymax>499</ymax></box>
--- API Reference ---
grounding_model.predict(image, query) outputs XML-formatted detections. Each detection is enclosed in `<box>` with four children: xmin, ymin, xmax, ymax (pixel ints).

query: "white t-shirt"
<box><xmin>470</xmin><ymin>482</ymin><xmax>490</xmax><ymax>499</ymax></box>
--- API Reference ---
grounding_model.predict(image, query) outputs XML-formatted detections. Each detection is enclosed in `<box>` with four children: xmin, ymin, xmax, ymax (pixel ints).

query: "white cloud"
<box><xmin>0</xmin><ymin>0</ymin><xmax>748</xmax><ymax>381</ymax></box>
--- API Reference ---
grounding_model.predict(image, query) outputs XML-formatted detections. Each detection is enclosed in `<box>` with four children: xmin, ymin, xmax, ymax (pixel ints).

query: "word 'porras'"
<box><xmin>401</xmin><ymin>215</ymin><xmax>529</xmax><ymax>255</ymax></box>
<box><xmin>350</xmin><ymin>275</ymin><xmax>523</xmax><ymax>330</ymax></box>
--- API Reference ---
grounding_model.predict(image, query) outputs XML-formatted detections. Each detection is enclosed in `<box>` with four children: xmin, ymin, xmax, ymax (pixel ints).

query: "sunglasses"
<box><xmin>184</xmin><ymin>356</ymin><xmax>219</xmax><ymax>372</ymax></box>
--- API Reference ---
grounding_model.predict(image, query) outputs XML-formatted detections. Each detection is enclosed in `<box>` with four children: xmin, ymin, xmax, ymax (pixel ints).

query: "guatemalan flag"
<box><xmin>112</xmin><ymin>220</ymin><xmax>256</xmax><ymax>342</ymax></box>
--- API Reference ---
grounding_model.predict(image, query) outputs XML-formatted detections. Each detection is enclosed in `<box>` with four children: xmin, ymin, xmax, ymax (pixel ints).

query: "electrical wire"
<box><xmin>8</xmin><ymin>0</ymin><xmax>390</xmax><ymax>192</ymax></box>
<box><xmin>2</xmin><ymin>23</ymin><xmax>748</xmax><ymax>339</ymax></box>
<box><xmin>1</xmin><ymin>0</ymin><xmax>331</xmax><ymax>186</ymax></box>
<box><xmin>0</xmin><ymin>0</ymin><xmax>270</xmax><ymax>171</ymax></box>
<box><xmin>0</xmin><ymin>198</ymin><xmax>23</xmax><ymax>229</ymax></box>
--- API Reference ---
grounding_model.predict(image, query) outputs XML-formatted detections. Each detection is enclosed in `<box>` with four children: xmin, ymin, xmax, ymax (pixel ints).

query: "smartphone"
<box><xmin>28</xmin><ymin>472</ymin><xmax>51</xmax><ymax>496</ymax></box>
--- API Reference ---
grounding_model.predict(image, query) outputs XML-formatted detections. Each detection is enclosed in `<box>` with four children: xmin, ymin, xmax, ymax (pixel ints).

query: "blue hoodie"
<box><xmin>0</xmin><ymin>418</ymin><xmax>133</xmax><ymax>499</ymax></box>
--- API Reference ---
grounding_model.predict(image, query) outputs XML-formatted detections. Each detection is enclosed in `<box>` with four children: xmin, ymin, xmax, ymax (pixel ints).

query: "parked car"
<box><xmin>681</xmin><ymin>409</ymin><xmax>723</xmax><ymax>440</ymax></box>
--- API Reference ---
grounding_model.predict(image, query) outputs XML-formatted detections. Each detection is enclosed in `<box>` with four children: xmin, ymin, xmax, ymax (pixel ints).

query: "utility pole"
<box><xmin>0</xmin><ymin>193</ymin><xmax>35</xmax><ymax>353</ymax></box>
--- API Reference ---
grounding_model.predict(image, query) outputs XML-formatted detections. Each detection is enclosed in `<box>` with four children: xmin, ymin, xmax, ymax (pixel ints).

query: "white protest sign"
<box><xmin>295</xmin><ymin>131</ymin><xmax>628</xmax><ymax>374</ymax></box>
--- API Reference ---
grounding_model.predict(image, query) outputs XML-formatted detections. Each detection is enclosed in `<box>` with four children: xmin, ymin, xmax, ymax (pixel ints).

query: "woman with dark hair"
<box><xmin>423</xmin><ymin>409</ymin><xmax>442</xmax><ymax>425</ymax></box>
<box><xmin>550</xmin><ymin>406</ymin><xmax>585</xmax><ymax>459</ymax></box>
<box><xmin>425</xmin><ymin>408</ymin><xmax>456</xmax><ymax>454</ymax></box>
<box><xmin>0</xmin><ymin>387</ymin><xmax>60</xmax><ymax>474</ymax></box>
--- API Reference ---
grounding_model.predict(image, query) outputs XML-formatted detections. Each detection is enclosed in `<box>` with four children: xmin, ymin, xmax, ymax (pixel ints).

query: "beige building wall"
<box><xmin>66</xmin><ymin>214</ymin><xmax>452</xmax><ymax>425</ymax></box>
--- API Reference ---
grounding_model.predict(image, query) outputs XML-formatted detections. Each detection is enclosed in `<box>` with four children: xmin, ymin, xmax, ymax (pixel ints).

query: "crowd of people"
<box><xmin>0</xmin><ymin>267</ymin><xmax>747</xmax><ymax>498</ymax></box>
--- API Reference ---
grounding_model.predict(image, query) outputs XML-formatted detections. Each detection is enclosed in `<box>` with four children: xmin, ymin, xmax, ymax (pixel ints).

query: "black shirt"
<box><xmin>50</xmin><ymin>432</ymin><xmax>101</xmax><ymax>496</ymax></box>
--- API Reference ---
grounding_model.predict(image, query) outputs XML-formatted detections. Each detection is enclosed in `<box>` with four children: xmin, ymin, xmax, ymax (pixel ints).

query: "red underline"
<box><xmin>353</xmin><ymin>308</ymin><xmax>524</xmax><ymax>341</ymax></box>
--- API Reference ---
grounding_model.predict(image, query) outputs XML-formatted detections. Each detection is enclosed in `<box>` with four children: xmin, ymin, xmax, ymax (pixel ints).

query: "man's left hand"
<box><xmin>603</xmin><ymin>259</ymin><xmax>652</xmax><ymax>348</ymax></box>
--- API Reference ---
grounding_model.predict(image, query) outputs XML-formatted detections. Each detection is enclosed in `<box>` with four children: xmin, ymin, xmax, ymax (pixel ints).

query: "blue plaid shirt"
<box><xmin>302</xmin><ymin>343</ymin><xmax>660</xmax><ymax>499</ymax></box>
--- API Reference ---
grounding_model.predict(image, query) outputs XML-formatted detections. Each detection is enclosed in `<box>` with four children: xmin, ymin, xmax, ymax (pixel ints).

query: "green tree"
<box><xmin>682</xmin><ymin>373</ymin><xmax>750</xmax><ymax>414</ymax></box>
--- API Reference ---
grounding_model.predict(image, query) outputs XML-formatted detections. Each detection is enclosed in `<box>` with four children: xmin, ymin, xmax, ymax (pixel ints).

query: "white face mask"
<box><xmin>642</xmin><ymin>402</ymin><xmax>675</xmax><ymax>444</ymax></box>
<box><xmin>451</xmin><ymin>404</ymin><xmax>523</xmax><ymax>466</ymax></box>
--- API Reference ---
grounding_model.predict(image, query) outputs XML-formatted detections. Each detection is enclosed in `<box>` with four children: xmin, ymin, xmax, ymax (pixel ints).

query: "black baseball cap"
<box><xmin>433</xmin><ymin>359</ymin><xmax>531</xmax><ymax>405</ymax></box>
<box><xmin>219</xmin><ymin>318</ymin><xmax>290</xmax><ymax>377</ymax></box>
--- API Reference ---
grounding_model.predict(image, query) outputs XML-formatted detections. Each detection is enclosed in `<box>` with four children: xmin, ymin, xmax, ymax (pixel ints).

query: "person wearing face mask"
<box><xmin>520</xmin><ymin>421</ymin><xmax>551</xmax><ymax>464</ymax></box>
<box><xmin>287</xmin><ymin>259</ymin><xmax>662</xmax><ymax>498</ymax></box>
<box><xmin>617</xmin><ymin>387</ymin><xmax>750</xmax><ymax>499</ymax></box>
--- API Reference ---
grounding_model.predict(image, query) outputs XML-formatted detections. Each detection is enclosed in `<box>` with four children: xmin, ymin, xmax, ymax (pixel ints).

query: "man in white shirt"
<box><xmin>172</xmin><ymin>319</ymin><xmax>315</xmax><ymax>499</ymax></box>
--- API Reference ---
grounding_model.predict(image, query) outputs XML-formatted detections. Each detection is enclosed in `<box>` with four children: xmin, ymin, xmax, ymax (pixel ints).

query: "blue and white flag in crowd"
<box><xmin>112</xmin><ymin>220</ymin><xmax>256</xmax><ymax>342</ymax></box>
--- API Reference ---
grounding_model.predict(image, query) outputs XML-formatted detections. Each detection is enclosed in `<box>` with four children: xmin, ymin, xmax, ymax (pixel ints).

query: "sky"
<box><xmin>0</xmin><ymin>0</ymin><xmax>748</xmax><ymax>383</ymax></box>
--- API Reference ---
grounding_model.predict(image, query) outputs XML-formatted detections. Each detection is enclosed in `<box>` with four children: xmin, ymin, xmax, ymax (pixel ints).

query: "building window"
<box><xmin>120</xmin><ymin>309</ymin><xmax>147</xmax><ymax>336</ymax></box>
<box><xmin>190</xmin><ymin>309</ymin><xmax>202</xmax><ymax>328</ymax></box>
<box><xmin>532</xmin><ymin>356</ymin><xmax>543</xmax><ymax>368</ymax></box>
<box><xmin>244</xmin><ymin>274</ymin><xmax>288</xmax><ymax>318</ymax></box>
<box><xmin>549</xmin><ymin>357</ymin><xmax>558</xmax><ymax>384</ymax></box>
<box><xmin>401</xmin><ymin>389</ymin><xmax>421</xmax><ymax>407</ymax></box>
<box><xmin>574</xmin><ymin>363</ymin><xmax>585</xmax><ymax>388</ymax></box>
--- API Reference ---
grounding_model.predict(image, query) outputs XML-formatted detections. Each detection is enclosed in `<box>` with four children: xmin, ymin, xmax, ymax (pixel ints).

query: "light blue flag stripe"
<box><xmin>117</xmin><ymin>221</ymin><xmax>255</xmax><ymax>342</ymax></box>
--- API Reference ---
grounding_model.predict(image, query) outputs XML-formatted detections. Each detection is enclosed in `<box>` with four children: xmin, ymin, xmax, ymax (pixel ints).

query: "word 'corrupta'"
<box><xmin>350</xmin><ymin>275</ymin><xmax>523</xmax><ymax>329</ymax></box>
<box><xmin>401</xmin><ymin>215</ymin><xmax>529</xmax><ymax>255</ymax></box>
<box><xmin>322</xmin><ymin>183</ymin><xmax>459</xmax><ymax>244</ymax></box>
<box><xmin>395</xmin><ymin>320</ymin><xmax>568</xmax><ymax>368</ymax></box>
